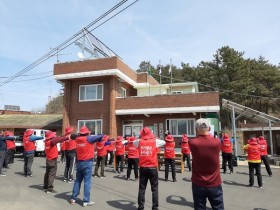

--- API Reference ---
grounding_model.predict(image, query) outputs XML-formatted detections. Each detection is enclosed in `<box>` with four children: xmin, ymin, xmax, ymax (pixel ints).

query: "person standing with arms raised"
<box><xmin>243</xmin><ymin>137</ymin><xmax>263</xmax><ymax>188</ymax></box>
<box><xmin>221</xmin><ymin>134</ymin><xmax>233</xmax><ymax>174</ymax></box>
<box><xmin>70</xmin><ymin>125</ymin><xmax>104</xmax><ymax>207</ymax></box>
<box><xmin>164</xmin><ymin>134</ymin><xmax>176</xmax><ymax>182</ymax></box>
<box><xmin>23</xmin><ymin>129</ymin><xmax>44</xmax><ymax>177</ymax></box>
<box><xmin>258</xmin><ymin>136</ymin><xmax>272</xmax><ymax>177</ymax></box>
<box><xmin>189</xmin><ymin>118</ymin><xmax>224</xmax><ymax>210</ymax></box>
<box><xmin>133</xmin><ymin>127</ymin><xmax>165</xmax><ymax>210</ymax></box>
<box><xmin>180</xmin><ymin>134</ymin><xmax>191</xmax><ymax>172</ymax></box>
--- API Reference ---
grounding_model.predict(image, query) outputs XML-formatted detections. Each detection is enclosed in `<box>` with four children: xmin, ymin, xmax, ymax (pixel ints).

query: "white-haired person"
<box><xmin>189</xmin><ymin>118</ymin><xmax>224</xmax><ymax>210</ymax></box>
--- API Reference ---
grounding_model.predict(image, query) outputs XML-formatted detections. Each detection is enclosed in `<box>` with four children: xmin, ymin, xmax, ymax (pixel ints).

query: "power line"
<box><xmin>0</xmin><ymin>0</ymin><xmax>139</xmax><ymax>88</ymax></box>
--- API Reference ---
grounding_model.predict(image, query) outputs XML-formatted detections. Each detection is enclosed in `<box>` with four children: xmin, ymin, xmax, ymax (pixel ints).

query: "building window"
<box><xmin>166</xmin><ymin>118</ymin><xmax>195</xmax><ymax>137</ymax></box>
<box><xmin>79</xmin><ymin>84</ymin><xmax>103</xmax><ymax>101</ymax></box>
<box><xmin>172</xmin><ymin>91</ymin><xmax>183</xmax><ymax>94</ymax></box>
<box><xmin>120</xmin><ymin>87</ymin><xmax>126</xmax><ymax>97</ymax></box>
<box><xmin>78</xmin><ymin>119</ymin><xmax>102</xmax><ymax>135</ymax></box>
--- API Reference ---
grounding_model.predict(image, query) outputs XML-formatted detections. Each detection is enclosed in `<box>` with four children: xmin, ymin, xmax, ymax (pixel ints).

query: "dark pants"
<box><xmin>6</xmin><ymin>149</ymin><xmax>15</xmax><ymax>164</ymax></box>
<box><xmin>60</xmin><ymin>150</ymin><xmax>66</xmax><ymax>163</ymax></box>
<box><xmin>105</xmin><ymin>150</ymin><xmax>114</xmax><ymax>166</ymax></box>
<box><xmin>0</xmin><ymin>150</ymin><xmax>6</xmax><ymax>174</ymax></box>
<box><xmin>222</xmin><ymin>152</ymin><xmax>233</xmax><ymax>173</ymax></box>
<box><xmin>192</xmin><ymin>183</ymin><xmax>224</xmax><ymax>210</ymax></box>
<box><xmin>116</xmin><ymin>155</ymin><xmax>124</xmax><ymax>173</ymax></box>
<box><xmin>182</xmin><ymin>153</ymin><xmax>191</xmax><ymax>171</ymax></box>
<box><xmin>24</xmin><ymin>153</ymin><xmax>34</xmax><ymax>176</ymax></box>
<box><xmin>248</xmin><ymin>162</ymin><xmax>262</xmax><ymax>187</ymax></box>
<box><xmin>261</xmin><ymin>155</ymin><xmax>272</xmax><ymax>176</ymax></box>
<box><xmin>165</xmin><ymin>158</ymin><xmax>176</xmax><ymax>180</ymax></box>
<box><xmin>138</xmin><ymin>167</ymin><xmax>158</xmax><ymax>210</ymax></box>
<box><xmin>43</xmin><ymin>158</ymin><xmax>58</xmax><ymax>190</ymax></box>
<box><xmin>127</xmin><ymin>158</ymin><xmax>139</xmax><ymax>179</ymax></box>
<box><xmin>64</xmin><ymin>150</ymin><xmax>76</xmax><ymax>180</ymax></box>
<box><xmin>94</xmin><ymin>156</ymin><xmax>106</xmax><ymax>176</ymax></box>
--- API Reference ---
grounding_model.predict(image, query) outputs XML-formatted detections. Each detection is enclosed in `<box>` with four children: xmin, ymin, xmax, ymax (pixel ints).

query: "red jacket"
<box><xmin>181</xmin><ymin>141</ymin><xmax>190</xmax><ymax>154</ymax></box>
<box><xmin>23</xmin><ymin>136</ymin><xmax>35</xmax><ymax>152</ymax></box>
<box><xmin>65</xmin><ymin>138</ymin><xmax>76</xmax><ymax>151</ymax></box>
<box><xmin>164</xmin><ymin>141</ymin><xmax>175</xmax><ymax>159</ymax></box>
<box><xmin>258</xmin><ymin>139</ymin><xmax>268</xmax><ymax>156</ymax></box>
<box><xmin>96</xmin><ymin>140</ymin><xmax>107</xmax><ymax>157</ymax></box>
<box><xmin>115</xmin><ymin>141</ymin><xmax>125</xmax><ymax>156</ymax></box>
<box><xmin>107</xmin><ymin>142</ymin><xmax>115</xmax><ymax>152</ymax></box>
<box><xmin>139</xmin><ymin>139</ymin><xmax>157</xmax><ymax>167</ymax></box>
<box><xmin>76</xmin><ymin>136</ymin><xmax>94</xmax><ymax>161</ymax></box>
<box><xmin>247</xmin><ymin>142</ymin><xmax>261</xmax><ymax>163</ymax></box>
<box><xmin>45</xmin><ymin>136</ymin><xmax>67</xmax><ymax>160</ymax></box>
<box><xmin>221</xmin><ymin>138</ymin><xmax>233</xmax><ymax>153</ymax></box>
<box><xmin>6</xmin><ymin>139</ymin><xmax>16</xmax><ymax>150</ymax></box>
<box><xmin>127</xmin><ymin>142</ymin><xmax>139</xmax><ymax>158</ymax></box>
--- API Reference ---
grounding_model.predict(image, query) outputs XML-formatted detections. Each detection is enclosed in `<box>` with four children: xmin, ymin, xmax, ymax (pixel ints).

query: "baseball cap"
<box><xmin>195</xmin><ymin>118</ymin><xmax>210</xmax><ymax>129</ymax></box>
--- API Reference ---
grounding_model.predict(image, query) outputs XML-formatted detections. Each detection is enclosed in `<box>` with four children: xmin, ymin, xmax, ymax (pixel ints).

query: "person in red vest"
<box><xmin>105</xmin><ymin>139</ymin><xmax>115</xmax><ymax>166</ymax></box>
<box><xmin>164</xmin><ymin>134</ymin><xmax>176</xmax><ymax>182</ymax></box>
<box><xmin>126</xmin><ymin>136</ymin><xmax>139</xmax><ymax>181</ymax></box>
<box><xmin>115</xmin><ymin>136</ymin><xmax>127</xmax><ymax>174</ymax></box>
<box><xmin>243</xmin><ymin>137</ymin><xmax>262</xmax><ymax>188</ymax></box>
<box><xmin>0</xmin><ymin>131</ymin><xmax>17</xmax><ymax>176</ymax></box>
<box><xmin>63</xmin><ymin>126</ymin><xmax>76</xmax><ymax>183</ymax></box>
<box><xmin>43</xmin><ymin>130</ymin><xmax>70</xmax><ymax>193</ymax></box>
<box><xmin>180</xmin><ymin>134</ymin><xmax>191</xmax><ymax>172</ymax></box>
<box><xmin>23</xmin><ymin>129</ymin><xmax>44</xmax><ymax>177</ymax></box>
<box><xmin>4</xmin><ymin>131</ymin><xmax>16</xmax><ymax>168</ymax></box>
<box><xmin>133</xmin><ymin>127</ymin><xmax>165</xmax><ymax>210</ymax></box>
<box><xmin>189</xmin><ymin>118</ymin><xmax>224</xmax><ymax>210</ymax></box>
<box><xmin>258</xmin><ymin>136</ymin><xmax>272</xmax><ymax>177</ymax></box>
<box><xmin>93</xmin><ymin>135</ymin><xmax>114</xmax><ymax>178</ymax></box>
<box><xmin>70</xmin><ymin>125</ymin><xmax>104</xmax><ymax>207</ymax></box>
<box><xmin>221</xmin><ymin>134</ymin><xmax>233</xmax><ymax>174</ymax></box>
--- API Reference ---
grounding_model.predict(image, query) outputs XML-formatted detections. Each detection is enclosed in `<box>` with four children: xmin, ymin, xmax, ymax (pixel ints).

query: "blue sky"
<box><xmin>0</xmin><ymin>0</ymin><xmax>280</xmax><ymax>111</ymax></box>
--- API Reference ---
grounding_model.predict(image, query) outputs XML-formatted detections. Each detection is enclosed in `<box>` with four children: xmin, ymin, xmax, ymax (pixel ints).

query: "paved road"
<box><xmin>0</xmin><ymin>155</ymin><xmax>279</xmax><ymax>210</ymax></box>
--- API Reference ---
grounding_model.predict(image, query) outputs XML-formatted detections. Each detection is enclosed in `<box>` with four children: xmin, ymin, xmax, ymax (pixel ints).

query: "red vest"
<box><xmin>221</xmin><ymin>139</ymin><xmax>233</xmax><ymax>153</ymax></box>
<box><xmin>127</xmin><ymin>142</ymin><xmax>139</xmax><ymax>158</ymax></box>
<box><xmin>107</xmin><ymin>142</ymin><xmax>115</xmax><ymax>151</ymax></box>
<box><xmin>45</xmin><ymin>139</ymin><xmax>58</xmax><ymax>160</ymax></box>
<box><xmin>65</xmin><ymin>139</ymin><xmax>77</xmax><ymax>151</ymax></box>
<box><xmin>258</xmin><ymin>139</ymin><xmax>268</xmax><ymax>156</ymax></box>
<box><xmin>248</xmin><ymin>143</ymin><xmax>261</xmax><ymax>161</ymax></box>
<box><xmin>60</xmin><ymin>141</ymin><xmax>66</xmax><ymax>151</ymax></box>
<box><xmin>115</xmin><ymin>141</ymin><xmax>125</xmax><ymax>156</ymax></box>
<box><xmin>23</xmin><ymin>136</ymin><xmax>35</xmax><ymax>152</ymax></box>
<box><xmin>139</xmin><ymin>139</ymin><xmax>157</xmax><ymax>167</ymax></box>
<box><xmin>6</xmin><ymin>140</ymin><xmax>16</xmax><ymax>149</ymax></box>
<box><xmin>164</xmin><ymin>141</ymin><xmax>175</xmax><ymax>158</ymax></box>
<box><xmin>76</xmin><ymin>136</ymin><xmax>94</xmax><ymax>161</ymax></box>
<box><xmin>181</xmin><ymin>141</ymin><xmax>190</xmax><ymax>154</ymax></box>
<box><xmin>96</xmin><ymin>141</ymin><xmax>107</xmax><ymax>157</ymax></box>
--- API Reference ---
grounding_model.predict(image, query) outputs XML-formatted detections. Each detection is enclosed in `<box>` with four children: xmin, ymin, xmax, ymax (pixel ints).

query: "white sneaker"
<box><xmin>83</xmin><ymin>201</ymin><xmax>95</xmax><ymax>207</ymax></box>
<box><xmin>0</xmin><ymin>173</ymin><xmax>6</xmax><ymax>177</ymax></box>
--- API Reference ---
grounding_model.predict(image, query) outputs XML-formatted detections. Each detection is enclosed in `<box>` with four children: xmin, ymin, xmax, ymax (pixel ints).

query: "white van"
<box><xmin>27</xmin><ymin>129</ymin><xmax>60</xmax><ymax>156</ymax></box>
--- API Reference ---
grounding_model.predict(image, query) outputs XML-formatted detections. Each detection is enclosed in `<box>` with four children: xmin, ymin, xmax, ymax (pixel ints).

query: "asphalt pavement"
<box><xmin>0</xmin><ymin>154</ymin><xmax>279</xmax><ymax>210</ymax></box>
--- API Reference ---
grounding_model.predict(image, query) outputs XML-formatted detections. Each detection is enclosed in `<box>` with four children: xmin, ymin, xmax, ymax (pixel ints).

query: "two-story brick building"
<box><xmin>54</xmin><ymin>56</ymin><xmax>219</xmax><ymax>143</ymax></box>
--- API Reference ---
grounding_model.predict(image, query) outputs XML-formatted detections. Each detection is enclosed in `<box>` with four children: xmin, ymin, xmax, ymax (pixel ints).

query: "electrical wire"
<box><xmin>0</xmin><ymin>0</ymin><xmax>139</xmax><ymax>88</ymax></box>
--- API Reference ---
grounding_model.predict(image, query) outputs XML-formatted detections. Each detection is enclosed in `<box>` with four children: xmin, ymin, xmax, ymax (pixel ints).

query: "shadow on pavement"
<box><xmin>29</xmin><ymin>184</ymin><xmax>44</xmax><ymax>191</ymax></box>
<box><xmin>107</xmin><ymin>200</ymin><xmax>137</xmax><ymax>209</ymax></box>
<box><xmin>14</xmin><ymin>171</ymin><xmax>26</xmax><ymax>177</ymax></box>
<box><xmin>113</xmin><ymin>175</ymin><xmax>127</xmax><ymax>180</ymax></box>
<box><xmin>223</xmin><ymin>180</ymin><xmax>249</xmax><ymax>187</ymax></box>
<box><xmin>182</xmin><ymin>177</ymin><xmax>191</xmax><ymax>182</ymax></box>
<box><xmin>236</xmin><ymin>171</ymin><xmax>248</xmax><ymax>175</ymax></box>
<box><xmin>166</xmin><ymin>195</ymin><xmax>194</xmax><ymax>208</ymax></box>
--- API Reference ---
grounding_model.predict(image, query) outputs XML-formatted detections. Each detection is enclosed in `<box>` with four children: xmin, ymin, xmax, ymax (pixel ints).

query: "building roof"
<box><xmin>222</xmin><ymin>99</ymin><xmax>280</xmax><ymax>124</ymax></box>
<box><xmin>0</xmin><ymin>114</ymin><xmax>63</xmax><ymax>129</ymax></box>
